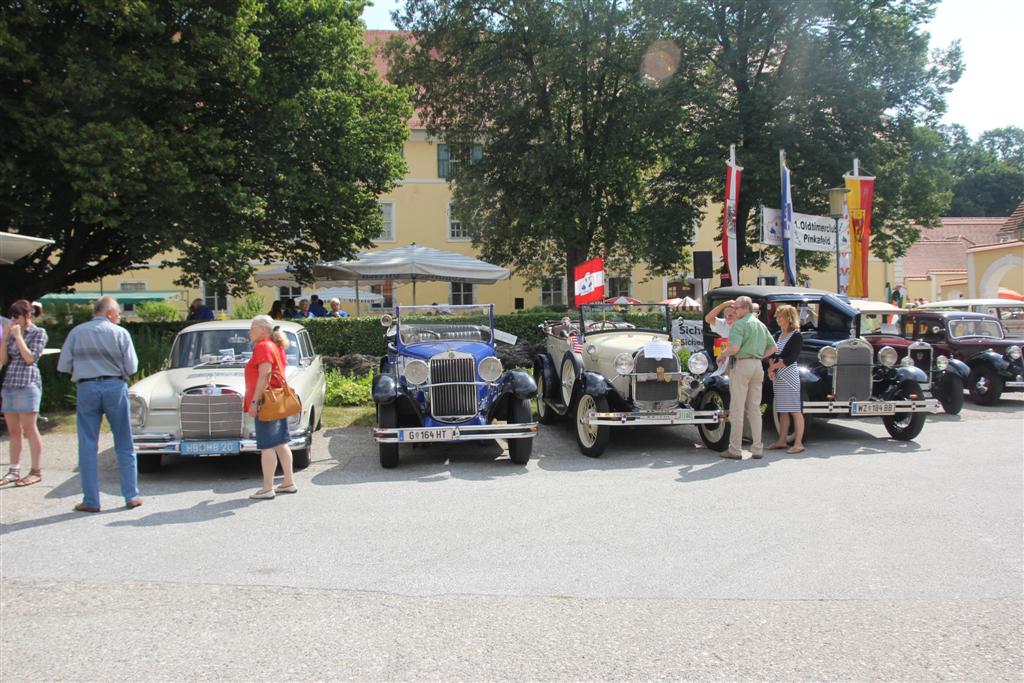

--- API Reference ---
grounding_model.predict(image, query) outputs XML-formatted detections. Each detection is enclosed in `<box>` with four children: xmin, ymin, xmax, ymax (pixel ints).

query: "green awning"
<box><xmin>40</xmin><ymin>291</ymin><xmax>184</xmax><ymax>305</ymax></box>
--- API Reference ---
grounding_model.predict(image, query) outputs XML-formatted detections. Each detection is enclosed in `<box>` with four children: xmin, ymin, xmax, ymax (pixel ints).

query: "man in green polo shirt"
<box><xmin>716</xmin><ymin>296</ymin><xmax>777</xmax><ymax>459</ymax></box>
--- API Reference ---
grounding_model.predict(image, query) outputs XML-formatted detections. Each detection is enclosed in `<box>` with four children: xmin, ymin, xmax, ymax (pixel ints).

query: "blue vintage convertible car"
<box><xmin>371</xmin><ymin>304</ymin><xmax>538</xmax><ymax>468</ymax></box>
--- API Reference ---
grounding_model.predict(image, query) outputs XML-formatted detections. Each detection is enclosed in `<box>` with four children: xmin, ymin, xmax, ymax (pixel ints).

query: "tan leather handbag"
<box><xmin>257</xmin><ymin>348</ymin><xmax>301</xmax><ymax>421</ymax></box>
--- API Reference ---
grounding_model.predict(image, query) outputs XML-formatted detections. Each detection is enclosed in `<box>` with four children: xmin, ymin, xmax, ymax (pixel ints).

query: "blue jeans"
<box><xmin>76</xmin><ymin>379</ymin><xmax>138</xmax><ymax>508</ymax></box>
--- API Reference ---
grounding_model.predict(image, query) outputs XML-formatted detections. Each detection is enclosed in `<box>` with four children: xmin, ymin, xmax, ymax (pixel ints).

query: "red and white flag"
<box><xmin>573</xmin><ymin>257</ymin><xmax>605</xmax><ymax>305</ymax></box>
<box><xmin>722</xmin><ymin>145</ymin><xmax>743</xmax><ymax>286</ymax></box>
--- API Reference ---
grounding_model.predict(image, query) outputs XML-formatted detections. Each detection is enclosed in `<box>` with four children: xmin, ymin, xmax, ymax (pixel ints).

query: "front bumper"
<box><xmin>803</xmin><ymin>399</ymin><xmax>939</xmax><ymax>416</ymax></box>
<box><xmin>374</xmin><ymin>422</ymin><xmax>538</xmax><ymax>443</ymax></box>
<box><xmin>587</xmin><ymin>408</ymin><xmax>723</xmax><ymax>427</ymax></box>
<box><xmin>133</xmin><ymin>429</ymin><xmax>312</xmax><ymax>455</ymax></box>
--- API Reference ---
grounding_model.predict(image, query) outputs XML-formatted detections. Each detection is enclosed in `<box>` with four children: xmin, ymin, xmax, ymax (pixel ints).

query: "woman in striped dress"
<box><xmin>767</xmin><ymin>305</ymin><xmax>805</xmax><ymax>454</ymax></box>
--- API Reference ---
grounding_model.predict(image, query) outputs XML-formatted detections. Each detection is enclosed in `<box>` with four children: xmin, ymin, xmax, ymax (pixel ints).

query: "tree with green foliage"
<box><xmin>388</xmin><ymin>0</ymin><xmax>706</xmax><ymax>306</ymax></box>
<box><xmin>0</xmin><ymin>0</ymin><xmax>411</xmax><ymax>309</ymax></box>
<box><xmin>943</xmin><ymin>125</ymin><xmax>1024</xmax><ymax>217</ymax></box>
<box><xmin>135</xmin><ymin>301</ymin><xmax>180</xmax><ymax>322</ymax></box>
<box><xmin>648</xmin><ymin>0</ymin><xmax>963</xmax><ymax>274</ymax></box>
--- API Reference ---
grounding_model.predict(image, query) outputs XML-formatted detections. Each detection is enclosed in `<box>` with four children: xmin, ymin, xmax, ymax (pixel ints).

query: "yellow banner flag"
<box><xmin>845</xmin><ymin>175</ymin><xmax>875</xmax><ymax>298</ymax></box>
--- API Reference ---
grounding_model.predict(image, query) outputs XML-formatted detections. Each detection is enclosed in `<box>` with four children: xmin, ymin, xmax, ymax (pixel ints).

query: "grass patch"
<box><xmin>322</xmin><ymin>405</ymin><xmax>375</xmax><ymax>429</ymax></box>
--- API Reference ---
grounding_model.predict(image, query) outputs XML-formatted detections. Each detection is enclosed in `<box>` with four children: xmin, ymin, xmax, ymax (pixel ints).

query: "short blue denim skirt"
<box><xmin>254</xmin><ymin>416</ymin><xmax>290</xmax><ymax>450</ymax></box>
<box><xmin>2</xmin><ymin>385</ymin><xmax>41</xmax><ymax>414</ymax></box>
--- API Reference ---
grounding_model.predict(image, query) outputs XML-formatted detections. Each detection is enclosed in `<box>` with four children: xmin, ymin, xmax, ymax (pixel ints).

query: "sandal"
<box><xmin>787</xmin><ymin>446</ymin><xmax>806</xmax><ymax>454</ymax></box>
<box><xmin>1</xmin><ymin>469</ymin><xmax>21</xmax><ymax>485</ymax></box>
<box><xmin>15</xmin><ymin>470</ymin><xmax>41</xmax><ymax>487</ymax></box>
<box><xmin>767</xmin><ymin>442</ymin><xmax>787</xmax><ymax>450</ymax></box>
<box><xmin>74</xmin><ymin>503</ymin><xmax>101</xmax><ymax>513</ymax></box>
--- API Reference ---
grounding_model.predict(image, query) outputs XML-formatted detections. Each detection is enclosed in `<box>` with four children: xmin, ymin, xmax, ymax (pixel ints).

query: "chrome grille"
<box><xmin>429</xmin><ymin>352</ymin><xmax>477</xmax><ymax>422</ymax></box>
<box><xmin>634</xmin><ymin>353</ymin><xmax>680</xmax><ymax>402</ymax></box>
<box><xmin>908</xmin><ymin>341</ymin><xmax>933</xmax><ymax>385</ymax></box>
<box><xmin>832</xmin><ymin>339</ymin><xmax>872</xmax><ymax>401</ymax></box>
<box><xmin>180</xmin><ymin>390</ymin><xmax>243</xmax><ymax>439</ymax></box>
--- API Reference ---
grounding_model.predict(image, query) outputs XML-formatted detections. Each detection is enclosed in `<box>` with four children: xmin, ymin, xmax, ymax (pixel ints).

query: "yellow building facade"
<box><xmin>74</xmin><ymin>128</ymin><xmax>896</xmax><ymax>317</ymax></box>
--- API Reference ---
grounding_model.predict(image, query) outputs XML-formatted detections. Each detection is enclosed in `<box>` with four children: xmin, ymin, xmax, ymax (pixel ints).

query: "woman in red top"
<box><xmin>244</xmin><ymin>315</ymin><xmax>297</xmax><ymax>500</ymax></box>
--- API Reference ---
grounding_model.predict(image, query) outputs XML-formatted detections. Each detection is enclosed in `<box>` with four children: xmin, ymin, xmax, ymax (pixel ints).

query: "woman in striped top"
<box><xmin>767</xmin><ymin>304</ymin><xmax>805</xmax><ymax>454</ymax></box>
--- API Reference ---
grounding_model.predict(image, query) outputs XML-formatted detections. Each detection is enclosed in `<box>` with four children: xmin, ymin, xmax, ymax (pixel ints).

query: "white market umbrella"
<box><xmin>312</xmin><ymin>286</ymin><xmax>383</xmax><ymax>304</ymax></box>
<box><xmin>326</xmin><ymin>243</ymin><xmax>511</xmax><ymax>304</ymax></box>
<box><xmin>0</xmin><ymin>232</ymin><xmax>55</xmax><ymax>265</ymax></box>
<box><xmin>254</xmin><ymin>264</ymin><xmax>373</xmax><ymax>313</ymax></box>
<box><xmin>678</xmin><ymin>296</ymin><xmax>701</xmax><ymax>310</ymax></box>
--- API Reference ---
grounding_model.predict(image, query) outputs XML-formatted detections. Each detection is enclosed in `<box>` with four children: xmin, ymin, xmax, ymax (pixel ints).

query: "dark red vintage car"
<box><xmin>858</xmin><ymin>306</ymin><xmax>1023</xmax><ymax>410</ymax></box>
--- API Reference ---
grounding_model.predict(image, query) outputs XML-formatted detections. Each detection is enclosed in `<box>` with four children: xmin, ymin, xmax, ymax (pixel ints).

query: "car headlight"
<box><xmin>687</xmin><ymin>353</ymin><xmax>709</xmax><ymax>375</ymax></box>
<box><xmin>935</xmin><ymin>355</ymin><xmax>948</xmax><ymax>370</ymax></box>
<box><xmin>478</xmin><ymin>356</ymin><xmax>503</xmax><ymax>383</ymax></box>
<box><xmin>878</xmin><ymin>346</ymin><xmax>898</xmax><ymax>367</ymax></box>
<box><xmin>1008</xmin><ymin>345</ymin><xmax>1022</xmax><ymax>360</ymax></box>
<box><xmin>900</xmin><ymin>355</ymin><xmax>914</xmax><ymax>367</ymax></box>
<box><xmin>403</xmin><ymin>359</ymin><xmax>429</xmax><ymax>385</ymax></box>
<box><xmin>288</xmin><ymin>410</ymin><xmax>302</xmax><ymax>428</ymax></box>
<box><xmin>129</xmin><ymin>394</ymin><xmax>148</xmax><ymax>428</ymax></box>
<box><xmin>818</xmin><ymin>346</ymin><xmax>837</xmax><ymax>368</ymax></box>
<box><xmin>613</xmin><ymin>352</ymin><xmax>635</xmax><ymax>375</ymax></box>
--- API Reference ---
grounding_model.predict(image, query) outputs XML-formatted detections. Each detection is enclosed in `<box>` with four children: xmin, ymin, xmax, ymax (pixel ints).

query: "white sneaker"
<box><xmin>249</xmin><ymin>489</ymin><xmax>276</xmax><ymax>500</ymax></box>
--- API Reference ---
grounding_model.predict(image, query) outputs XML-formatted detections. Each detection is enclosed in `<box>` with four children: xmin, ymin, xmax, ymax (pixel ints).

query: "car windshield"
<box><xmin>579</xmin><ymin>304</ymin><xmax>671</xmax><ymax>334</ymax></box>
<box><xmin>396</xmin><ymin>304</ymin><xmax>494</xmax><ymax>345</ymax></box>
<box><xmin>947</xmin><ymin>319</ymin><xmax>1004</xmax><ymax>340</ymax></box>
<box><xmin>859</xmin><ymin>312</ymin><xmax>901</xmax><ymax>336</ymax></box>
<box><xmin>169</xmin><ymin>330</ymin><xmax>301</xmax><ymax>369</ymax></box>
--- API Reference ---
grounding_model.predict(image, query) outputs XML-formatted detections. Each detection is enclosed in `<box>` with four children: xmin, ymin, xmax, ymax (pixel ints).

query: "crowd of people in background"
<box><xmin>269</xmin><ymin>294</ymin><xmax>349</xmax><ymax>320</ymax></box>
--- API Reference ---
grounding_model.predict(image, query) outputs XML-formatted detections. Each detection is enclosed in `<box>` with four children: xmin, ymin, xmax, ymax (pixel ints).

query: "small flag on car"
<box><xmin>570</xmin><ymin>333</ymin><xmax>583</xmax><ymax>354</ymax></box>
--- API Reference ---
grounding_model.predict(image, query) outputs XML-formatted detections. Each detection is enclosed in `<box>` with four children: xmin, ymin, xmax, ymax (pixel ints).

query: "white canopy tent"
<box><xmin>0</xmin><ymin>232</ymin><xmax>55</xmax><ymax>265</ymax></box>
<box><xmin>255</xmin><ymin>244</ymin><xmax>512</xmax><ymax>310</ymax></box>
<box><xmin>312</xmin><ymin>286</ymin><xmax>383</xmax><ymax>304</ymax></box>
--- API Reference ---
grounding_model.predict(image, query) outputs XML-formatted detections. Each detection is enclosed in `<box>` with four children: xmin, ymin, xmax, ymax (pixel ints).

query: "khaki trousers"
<box><xmin>729</xmin><ymin>358</ymin><xmax>764</xmax><ymax>454</ymax></box>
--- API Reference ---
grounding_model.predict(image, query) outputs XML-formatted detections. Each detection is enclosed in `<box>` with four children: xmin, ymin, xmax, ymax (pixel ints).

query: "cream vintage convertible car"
<box><xmin>127</xmin><ymin>320</ymin><xmax>326</xmax><ymax>472</ymax></box>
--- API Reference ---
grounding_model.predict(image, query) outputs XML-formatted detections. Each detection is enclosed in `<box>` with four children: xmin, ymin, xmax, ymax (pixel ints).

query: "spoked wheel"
<box><xmin>697</xmin><ymin>388</ymin><xmax>730</xmax><ymax>452</ymax></box>
<box><xmin>560</xmin><ymin>355</ymin><xmax>578</xmax><ymax>408</ymax></box>
<box><xmin>968</xmin><ymin>365</ymin><xmax>1003</xmax><ymax>406</ymax></box>
<box><xmin>534</xmin><ymin>370</ymin><xmax>558</xmax><ymax>425</ymax></box>
<box><xmin>882</xmin><ymin>380</ymin><xmax>927</xmax><ymax>441</ymax></box>
<box><xmin>507</xmin><ymin>398</ymin><xmax>534</xmax><ymax>465</ymax></box>
<box><xmin>377</xmin><ymin>403</ymin><xmax>399</xmax><ymax>468</ymax></box>
<box><xmin>574</xmin><ymin>393</ymin><xmax>610</xmax><ymax>457</ymax></box>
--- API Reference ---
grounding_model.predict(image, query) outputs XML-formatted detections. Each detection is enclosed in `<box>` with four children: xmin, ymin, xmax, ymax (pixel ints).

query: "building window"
<box><xmin>377</xmin><ymin>202</ymin><xmax>395</xmax><ymax>241</ymax></box>
<box><xmin>119</xmin><ymin>281</ymin><xmax>147</xmax><ymax>292</ymax></box>
<box><xmin>448</xmin><ymin>203</ymin><xmax>470</xmax><ymax>241</ymax></box>
<box><xmin>606</xmin><ymin>276</ymin><xmax>631</xmax><ymax>298</ymax></box>
<box><xmin>757</xmin><ymin>275</ymin><xmax>779</xmax><ymax>286</ymax></box>
<box><xmin>437</xmin><ymin>143</ymin><xmax>483</xmax><ymax>179</ymax></box>
<box><xmin>540</xmin><ymin>277</ymin><xmax>565</xmax><ymax>307</ymax></box>
<box><xmin>201</xmin><ymin>282</ymin><xmax>228</xmax><ymax>311</ymax></box>
<box><xmin>278</xmin><ymin>286</ymin><xmax>302</xmax><ymax>301</ymax></box>
<box><xmin>369</xmin><ymin>281</ymin><xmax>394</xmax><ymax>309</ymax></box>
<box><xmin>450</xmin><ymin>282</ymin><xmax>474</xmax><ymax>305</ymax></box>
<box><xmin>666</xmin><ymin>280</ymin><xmax>694</xmax><ymax>299</ymax></box>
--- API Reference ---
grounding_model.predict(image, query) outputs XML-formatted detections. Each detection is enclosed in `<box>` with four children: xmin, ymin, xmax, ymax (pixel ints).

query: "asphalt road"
<box><xmin>1</xmin><ymin>398</ymin><xmax>1022</xmax><ymax>681</ymax></box>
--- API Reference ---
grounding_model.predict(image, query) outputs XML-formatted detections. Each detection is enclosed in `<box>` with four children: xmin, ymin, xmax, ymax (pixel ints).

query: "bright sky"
<box><xmin>362</xmin><ymin>0</ymin><xmax>1023</xmax><ymax>138</ymax></box>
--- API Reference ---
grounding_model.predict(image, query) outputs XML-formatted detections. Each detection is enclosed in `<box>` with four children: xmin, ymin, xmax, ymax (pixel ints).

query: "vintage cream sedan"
<box><xmin>128</xmin><ymin>320</ymin><xmax>326</xmax><ymax>472</ymax></box>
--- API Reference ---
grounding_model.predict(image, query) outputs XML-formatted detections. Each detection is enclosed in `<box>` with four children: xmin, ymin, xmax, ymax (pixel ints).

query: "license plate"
<box><xmin>181</xmin><ymin>440</ymin><xmax>241</xmax><ymax>456</ymax></box>
<box><xmin>398</xmin><ymin>428</ymin><xmax>457</xmax><ymax>443</ymax></box>
<box><xmin>850</xmin><ymin>401</ymin><xmax>895</xmax><ymax>416</ymax></box>
<box><xmin>675</xmin><ymin>408</ymin><xmax>694</xmax><ymax>420</ymax></box>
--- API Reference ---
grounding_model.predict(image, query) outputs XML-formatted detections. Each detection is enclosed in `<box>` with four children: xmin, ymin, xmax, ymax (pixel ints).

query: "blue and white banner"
<box><xmin>780</xmin><ymin>158</ymin><xmax>798</xmax><ymax>286</ymax></box>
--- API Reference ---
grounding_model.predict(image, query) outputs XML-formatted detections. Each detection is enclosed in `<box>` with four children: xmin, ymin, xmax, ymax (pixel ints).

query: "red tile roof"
<box><xmin>998</xmin><ymin>201</ymin><xmax>1024</xmax><ymax>242</ymax></box>
<box><xmin>903</xmin><ymin>215</ymin><xmax>1012</xmax><ymax>279</ymax></box>
<box><xmin>363</xmin><ymin>30</ymin><xmax>425</xmax><ymax>129</ymax></box>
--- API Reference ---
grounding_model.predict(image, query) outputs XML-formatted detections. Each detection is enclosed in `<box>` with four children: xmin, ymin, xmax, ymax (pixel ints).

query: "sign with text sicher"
<box><xmin>573</xmin><ymin>257</ymin><xmax>605</xmax><ymax>305</ymax></box>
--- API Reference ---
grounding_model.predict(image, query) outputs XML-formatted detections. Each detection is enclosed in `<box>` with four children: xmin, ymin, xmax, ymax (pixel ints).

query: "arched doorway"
<box><xmin>978</xmin><ymin>254</ymin><xmax>1024</xmax><ymax>297</ymax></box>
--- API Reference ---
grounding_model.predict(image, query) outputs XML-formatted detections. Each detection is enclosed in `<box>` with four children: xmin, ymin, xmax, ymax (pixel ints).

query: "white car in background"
<box><xmin>127</xmin><ymin>320</ymin><xmax>326</xmax><ymax>472</ymax></box>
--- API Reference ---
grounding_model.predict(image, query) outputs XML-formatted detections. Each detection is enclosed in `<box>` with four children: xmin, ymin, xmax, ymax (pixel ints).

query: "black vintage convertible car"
<box><xmin>694</xmin><ymin>286</ymin><xmax>940</xmax><ymax>449</ymax></box>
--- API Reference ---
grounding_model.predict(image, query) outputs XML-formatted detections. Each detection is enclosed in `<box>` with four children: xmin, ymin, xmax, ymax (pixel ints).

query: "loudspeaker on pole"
<box><xmin>693</xmin><ymin>251</ymin><xmax>713</xmax><ymax>279</ymax></box>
